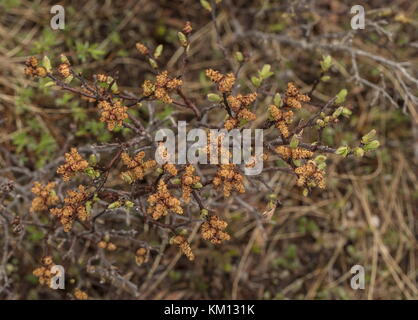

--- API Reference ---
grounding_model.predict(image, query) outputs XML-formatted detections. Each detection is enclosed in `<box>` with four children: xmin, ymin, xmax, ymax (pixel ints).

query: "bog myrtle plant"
<box><xmin>24</xmin><ymin>18</ymin><xmax>379</xmax><ymax>297</ymax></box>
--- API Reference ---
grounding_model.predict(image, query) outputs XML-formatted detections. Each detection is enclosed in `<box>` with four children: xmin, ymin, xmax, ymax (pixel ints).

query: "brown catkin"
<box><xmin>200</xmin><ymin>215</ymin><xmax>231</xmax><ymax>244</ymax></box>
<box><xmin>171</xmin><ymin>235</ymin><xmax>195</xmax><ymax>261</ymax></box>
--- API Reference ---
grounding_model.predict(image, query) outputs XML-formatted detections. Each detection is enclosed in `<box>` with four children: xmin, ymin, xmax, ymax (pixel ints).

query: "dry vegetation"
<box><xmin>0</xmin><ymin>0</ymin><xmax>417</xmax><ymax>300</ymax></box>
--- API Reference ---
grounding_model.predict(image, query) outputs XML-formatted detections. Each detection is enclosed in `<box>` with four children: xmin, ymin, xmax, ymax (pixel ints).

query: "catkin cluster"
<box><xmin>97</xmin><ymin>100</ymin><xmax>129</xmax><ymax>131</ymax></box>
<box><xmin>73</xmin><ymin>289</ymin><xmax>89</xmax><ymax>300</ymax></box>
<box><xmin>30</xmin><ymin>182</ymin><xmax>59</xmax><ymax>212</ymax></box>
<box><xmin>50</xmin><ymin>185</ymin><xmax>89</xmax><ymax>232</ymax></box>
<box><xmin>142</xmin><ymin>71</ymin><xmax>183</xmax><ymax>104</ymax></box>
<box><xmin>224</xmin><ymin>93</ymin><xmax>257</xmax><ymax>129</ymax></box>
<box><xmin>275</xmin><ymin>146</ymin><xmax>313</xmax><ymax>160</ymax></box>
<box><xmin>181</xmin><ymin>165</ymin><xmax>200</xmax><ymax>203</ymax></box>
<box><xmin>268</xmin><ymin>82</ymin><xmax>310</xmax><ymax>137</ymax></box>
<box><xmin>57</xmin><ymin>148</ymin><xmax>89</xmax><ymax>182</ymax></box>
<box><xmin>284</xmin><ymin>82</ymin><xmax>310</xmax><ymax>109</ymax></box>
<box><xmin>268</xmin><ymin>104</ymin><xmax>294</xmax><ymax>138</ymax></box>
<box><xmin>200</xmin><ymin>215</ymin><xmax>230</xmax><ymax>244</ymax></box>
<box><xmin>147</xmin><ymin>180</ymin><xmax>183</xmax><ymax>220</ymax></box>
<box><xmin>202</xmin><ymin>131</ymin><xmax>231</xmax><ymax>161</ymax></box>
<box><xmin>135</xmin><ymin>42</ymin><xmax>149</xmax><ymax>55</ymax></box>
<box><xmin>32</xmin><ymin>256</ymin><xmax>56</xmax><ymax>287</ymax></box>
<box><xmin>206</xmin><ymin>69</ymin><xmax>236</xmax><ymax>93</ymax></box>
<box><xmin>98</xmin><ymin>240</ymin><xmax>117</xmax><ymax>251</ymax></box>
<box><xmin>96</xmin><ymin>73</ymin><xmax>109</xmax><ymax>83</ymax></box>
<box><xmin>57</xmin><ymin>63</ymin><xmax>71</xmax><ymax>78</ymax></box>
<box><xmin>212</xmin><ymin>164</ymin><xmax>245</xmax><ymax>197</ymax></box>
<box><xmin>294</xmin><ymin>160</ymin><xmax>326</xmax><ymax>189</ymax></box>
<box><xmin>121</xmin><ymin>151</ymin><xmax>156</xmax><ymax>183</ymax></box>
<box><xmin>24</xmin><ymin>56</ymin><xmax>47</xmax><ymax>77</ymax></box>
<box><xmin>135</xmin><ymin>247</ymin><xmax>149</xmax><ymax>266</ymax></box>
<box><xmin>171</xmin><ymin>235</ymin><xmax>195</xmax><ymax>261</ymax></box>
<box><xmin>163</xmin><ymin>163</ymin><xmax>178</xmax><ymax>176</ymax></box>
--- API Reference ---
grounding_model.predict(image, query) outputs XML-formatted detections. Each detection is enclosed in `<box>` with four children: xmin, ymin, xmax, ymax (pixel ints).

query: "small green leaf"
<box><xmin>354</xmin><ymin>147</ymin><xmax>365</xmax><ymax>157</ymax></box>
<box><xmin>332</xmin><ymin>106</ymin><xmax>344</xmax><ymax>118</ymax></box>
<box><xmin>154</xmin><ymin>44</ymin><xmax>163</xmax><ymax>58</ymax></box>
<box><xmin>234</xmin><ymin>51</ymin><xmax>244</xmax><ymax>62</ymax></box>
<box><xmin>64</xmin><ymin>75</ymin><xmax>73</xmax><ymax>84</ymax></box>
<box><xmin>148</xmin><ymin>58</ymin><xmax>158</xmax><ymax>69</ymax></box>
<box><xmin>88</xmin><ymin>154</ymin><xmax>98</xmax><ymax>166</ymax></box>
<box><xmin>60</xmin><ymin>54</ymin><xmax>70</xmax><ymax>64</ymax></box>
<box><xmin>342</xmin><ymin>107</ymin><xmax>352</xmax><ymax>118</ymax></box>
<box><xmin>363</xmin><ymin>140</ymin><xmax>380</xmax><ymax>151</ymax></box>
<box><xmin>108</xmin><ymin>201</ymin><xmax>121</xmax><ymax>209</ymax></box>
<box><xmin>238</xmin><ymin>118</ymin><xmax>249</xmax><ymax>127</ymax></box>
<box><xmin>289</xmin><ymin>135</ymin><xmax>299</xmax><ymax>149</ymax></box>
<box><xmin>200</xmin><ymin>0</ymin><xmax>212</xmax><ymax>11</ymax></box>
<box><xmin>317</xmin><ymin>162</ymin><xmax>326</xmax><ymax>170</ymax></box>
<box><xmin>110</xmin><ymin>81</ymin><xmax>119</xmax><ymax>94</ymax></box>
<box><xmin>320</xmin><ymin>55</ymin><xmax>332</xmax><ymax>72</ymax></box>
<box><xmin>251</xmin><ymin>76</ymin><xmax>261</xmax><ymax>87</ymax></box>
<box><xmin>314</xmin><ymin>155</ymin><xmax>327</xmax><ymax>164</ymax></box>
<box><xmin>259</xmin><ymin>64</ymin><xmax>274</xmax><ymax>80</ymax></box>
<box><xmin>316</xmin><ymin>119</ymin><xmax>325</xmax><ymax>127</ymax></box>
<box><xmin>121</xmin><ymin>172</ymin><xmax>134</xmax><ymax>184</ymax></box>
<box><xmin>335</xmin><ymin>146</ymin><xmax>350</xmax><ymax>157</ymax></box>
<box><xmin>361</xmin><ymin>129</ymin><xmax>377</xmax><ymax>144</ymax></box>
<box><xmin>292</xmin><ymin>159</ymin><xmax>302</xmax><ymax>166</ymax></box>
<box><xmin>171</xmin><ymin>178</ymin><xmax>181</xmax><ymax>185</ymax></box>
<box><xmin>207</xmin><ymin>93</ymin><xmax>222</xmax><ymax>102</ymax></box>
<box><xmin>124</xmin><ymin>201</ymin><xmax>134</xmax><ymax>208</ymax></box>
<box><xmin>85</xmin><ymin>167</ymin><xmax>97</xmax><ymax>179</ymax></box>
<box><xmin>86</xmin><ymin>201</ymin><xmax>92</xmax><ymax>214</ymax></box>
<box><xmin>335</xmin><ymin>89</ymin><xmax>348</xmax><ymax>104</ymax></box>
<box><xmin>200</xmin><ymin>209</ymin><xmax>209</xmax><ymax>218</ymax></box>
<box><xmin>177</xmin><ymin>32</ymin><xmax>188</xmax><ymax>47</ymax></box>
<box><xmin>193</xmin><ymin>182</ymin><xmax>203</xmax><ymax>189</ymax></box>
<box><xmin>42</xmin><ymin>56</ymin><xmax>52</xmax><ymax>72</ymax></box>
<box><xmin>43</xmin><ymin>81</ymin><xmax>55</xmax><ymax>88</ymax></box>
<box><xmin>274</xmin><ymin>93</ymin><xmax>282</xmax><ymax>107</ymax></box>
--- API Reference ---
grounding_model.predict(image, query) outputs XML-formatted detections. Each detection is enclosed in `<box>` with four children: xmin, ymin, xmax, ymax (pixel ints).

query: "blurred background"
<box><xmin>0</xmin><ymin>0</ymin><xmax>417</xmax><ymax>299</ymax></box>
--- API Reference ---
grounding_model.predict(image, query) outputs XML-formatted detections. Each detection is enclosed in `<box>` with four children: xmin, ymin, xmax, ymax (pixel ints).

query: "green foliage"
<box><xmin>335</xmin><ymin>145</ymin><xmax>349</xmax><ymax>157</ymax></box>
<box><xmin>234</xmin><ymin>51</ymin><xmax>244</xmax><ymax>62</ymax></box>
<box><xmin>320</xmin><ymin>55</ymin><xmax>332</xmax><ymax>72</ymax></box>
<box><xmin>76</xmin><ymin>120</ymin><xmax>112</xmax><ymax>142</ymax></box>
<box><xmin>273</xmin><ymin>244</ymin><xmax>300</xmax><ymax>271</ymax></box>
<box><xmin>74</xmin><ymin>41</ymin><xmax>106</xmax><ymax>62</ymax></box>
<box><xmin>297</xmin><ymin>217</ymin><xmax>319</xmax><ymax>234</ymax></box>
<box><xmin>335</xmin><ymin>89</ymin><xmax>348</xmax><ymax>104</ymax></box>
<box><xmin>268</xmin><ymin>23</ymin><xmax>286</xmax><ymax>32</ymax></box>
<box><xmin>154</xmin><ymin>44</ymin><xmax>163</xmax><ymax>58</ymax></box>
<box><xmin>109</xmin><ymin>31</ymin><xmax>122</xmax><ymax>45</ymax></box>
<box><xmin>207</xmin><ymin>93</ymin><xmax>222</xmax><ymax>102</ymax></box>
<box><xmin>1</xmin><ymin>0</ymin><xmax>22</xmax><ymax>9</ymax></box>
<box><xmin>273</xmin><ymin>93</ymin><xmax>282</xmax><ymax>107</ymax></box>
<box><xmin>156</xmin><ymin>105</ymin><xmax>175</xmax><ymax>120</ymax></box>
<box><xmin>32</xmin><ymin>28</ymin><xmax>59</xmax><ymax>54</ymax></box>
<box><xmin>11</xmin><ymin>124</ymin><xmax>57</xmax><ymax>168</ymax></box>
<box><xmin>289</xmin><ymin>135</ymin><xmax>299</xmax><ymax>149</ymax></box>
<box><xmin>252</xmin><ymin>64</ymin><xmax>274</xmax><ymax>87</ymax></box>
<box><xmin>200</xmin><ymin>0</ymin><xmax>212</xmax><ymax>12</ymax></box>
<box><xmin>15</xmin><ymin>87</ymin><xmax>34</xmax><ymax>114</ymax></box>
<box><xmin>26</xmin><ymin>225</ymin><xmax>44</xmax><ymax>242</ymax></box>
